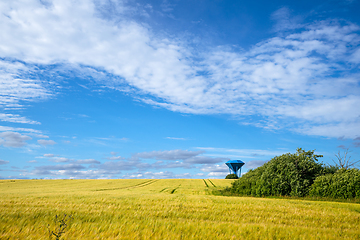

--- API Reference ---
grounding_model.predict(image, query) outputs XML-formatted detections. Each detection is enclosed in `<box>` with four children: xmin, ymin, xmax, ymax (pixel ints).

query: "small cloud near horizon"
<box><xmin>38</xmin><ymin>139</ymin><xmax>56</xmax><ymax>146</ymax></box>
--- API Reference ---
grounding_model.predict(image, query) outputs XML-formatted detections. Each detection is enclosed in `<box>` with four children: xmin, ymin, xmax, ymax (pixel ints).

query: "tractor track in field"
<box><xmin>207</xmin><ymin>179</ymin><xmax>216</xmax><ymax>187</ymax></box>
<box><xmin>203</xmin><ymin>179</ymin><xmax>209</xmax><ymax>187</ymax></box>
<box><xmin>170</xmin><ymin>185</ymin><xmax>181</xmax><ymax>194</ymax></box>
<box><xmin>203</xmin><ymin>179</ymin><xmax>216</xmax><ymax>188</ymax></box>
<box><xmin>94</xmin><ymin>179</ymin><xmax>159</xmax><ymax>191</ymax></box>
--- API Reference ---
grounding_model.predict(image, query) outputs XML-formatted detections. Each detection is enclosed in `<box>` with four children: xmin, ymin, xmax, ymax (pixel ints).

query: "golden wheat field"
<box><xmin>0</xmin><ymin>179</ymin><xmax>359</xmax><ymax>239</ymax></box>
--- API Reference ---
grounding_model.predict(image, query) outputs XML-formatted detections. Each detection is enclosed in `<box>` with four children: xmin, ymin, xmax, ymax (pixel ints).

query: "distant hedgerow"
<box><xmin>223</xmin><ymin>148</ymin><xmax>325</xmax><ymax>197</ymax></box>
<box><xmin>221</xmin><ymin>148</ymin><xmax>360</xmax><ymax>200</ymax></box>
<box><xmin>309</xmin><ymin>168</ymin><xmax>360</xmax><ymax>199</ymax></box>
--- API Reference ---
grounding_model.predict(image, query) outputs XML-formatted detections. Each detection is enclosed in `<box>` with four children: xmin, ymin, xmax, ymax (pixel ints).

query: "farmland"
<box><xmin>1</xmin><ymin>179</ymin><xmax>359</xmax><ymax>239</ymax></box>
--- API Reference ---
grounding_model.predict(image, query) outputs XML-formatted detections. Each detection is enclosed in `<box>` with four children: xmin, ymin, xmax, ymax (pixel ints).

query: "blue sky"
<box><xmin>0</xmin><ymin>0</ymin><xmax>360</xmax><ymax>179</ymax></box>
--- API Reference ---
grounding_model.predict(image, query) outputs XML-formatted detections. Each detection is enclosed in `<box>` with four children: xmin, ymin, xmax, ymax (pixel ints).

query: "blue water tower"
<box><xmin>225</xmin><ymin>160</ymin><xmax>245</xmax><ymax>178</ymax></box>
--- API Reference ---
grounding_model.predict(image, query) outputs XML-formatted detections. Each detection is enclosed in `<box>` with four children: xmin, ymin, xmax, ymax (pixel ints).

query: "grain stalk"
<box><xmin>48</xmin><ymin>214</ymin><xmax>73</xmax><ymax>240</ymax></box>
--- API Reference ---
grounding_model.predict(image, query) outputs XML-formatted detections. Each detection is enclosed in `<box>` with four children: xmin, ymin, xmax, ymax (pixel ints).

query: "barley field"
<box><xmin>0</xmin><ymin>179</ymin><xmax>359</xmax><ymax>239</ymax></box>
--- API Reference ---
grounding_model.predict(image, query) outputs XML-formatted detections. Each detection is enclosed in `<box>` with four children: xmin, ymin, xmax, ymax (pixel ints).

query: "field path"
<box><xmin>94</xmin><ymin>179</ymin><xmax>159</xmax><ymax>191</ymax></box>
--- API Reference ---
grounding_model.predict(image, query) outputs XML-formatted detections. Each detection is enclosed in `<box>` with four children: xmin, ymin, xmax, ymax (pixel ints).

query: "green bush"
<box><xmin>227</xmin><ymin>166</ymin><xmax>265</xmax><ymax>196</ymax></box>
<box><xmin>224</xmin><ymin>148</ymin><xmax>324</xmax><ymax>197</ymax></box>
<box><xmin>225</xmin><ymin>174</ymin><xmax>238</xmax><ymax>179</ymax></box>
<box><xmin>309</xmin><ymin>168</ymin><xmax>360</xmax><ymax>199</ymax></box>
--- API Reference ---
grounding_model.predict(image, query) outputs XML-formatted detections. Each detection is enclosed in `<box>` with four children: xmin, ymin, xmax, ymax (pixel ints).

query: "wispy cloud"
<box><xmin>26</xmin><ymin>148</ymin><xmax>229</xmax><ymax>178</ymax></box>
<box><xmin>46</xmin><ymin>156</ymin><xmax>100</xmax><ymax>164</ymax></box>
<box><xmin>49</xmin><ymin>157</ymin><xmax>71</xmax><ymax>163</ymax></box>
<box><xmin>160</xmin><ymin>0</ymin><xmax>175</xmax><ymax>13</ymax></box>
<box><xmin>76</xmin><ymin>159</ymin><xmax>100</xmax><ymax>164</ymax></box>
<box><xmin>38</xmin><ymin>139</ymin><xmax>56</xmax><ymax>146</ymax></box>
<box><xmin>0</xmin><ymin>113</ymin><xmax>40</xmax><ymax>124</ymax></box>
<box><xmin>196</xmin><ymin>147</ymin><xmax>287</xmax><ymax>159</ymax></box>
<box><xmin>35</xmin><ymin>164</ymin><xmax>86</xmax><ymax>173</ymax></box>
<box><xmin>43</xmin><ymin>154</ymin><xmax>55</xmax><ymax>158</ymax></box>
<box><xmin>106</xmin><ymin>151</ymin><xmax>125</xmax><ymax>160</ymax></box>
<box><xmin>201</xmin><ymin>164</ymin><xmax>229</xmax><ymax>176</ymax></box>
<box><xmin>106</xmin><ymin>156</ymin><xmax>125</xmax><ymax>160</ymax></box>
<box><xmin>0</xmin><ymin>126</ymin><xmax>42</xmax><ymax>134</ymax></box>
<box><xmin>0</xmin><ymin>61</ymin><xmax>51</xmax><ymax>108</ymax></box>
<box><xmin>124</xmin><ymin>171</ymin><xmax>191</xmax><ymax>179</ymax></box>
<box><xmin>166</xmin><ymin>137</ymin><xmax>187</xmax><ymax>140</ymax></box>
<box><xmin>0</xmin><ymin>0</ymin><xmax>359</xmax><ymax>139</ymax></box>
<box><xmin>132</xmin><ymin>149</ymin><xmax>205</xmax><ymax>161</ymax></box>
<box><xmin>271</xmin><ymin>7</ymin><xmax>303</xmax><ymax>32</ymax></box>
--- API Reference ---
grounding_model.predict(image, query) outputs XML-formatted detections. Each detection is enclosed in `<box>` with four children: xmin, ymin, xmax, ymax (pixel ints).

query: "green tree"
<box><xmin>257</xmin><ymin>148</ymin><xmax>324</xmax><ymax>197</ymax></box>
<box><xmin>309</xmin><ymin>168</ymin><xmax>360</xmax><ymax>199</ymax></box>
<box><xmin>224</xmin><ymin>148</ymin><xmax>324</xmax><ymax>197</ymax></box>
<box><xmin>228</xmin><ymin>167</ymin><xmax>265</xmax><ymax>196</ymax></box>
<box><xmin>225</xmin><ymin>174</ymin><xmax>238</xmax><ymax>179</ymax></box>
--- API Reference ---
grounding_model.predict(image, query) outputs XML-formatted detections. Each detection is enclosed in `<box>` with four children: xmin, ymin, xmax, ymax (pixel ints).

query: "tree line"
<box><xmin>222</xmin><ymin>148</ymin><xmax>360</xmax><ymax>199</ymax></box>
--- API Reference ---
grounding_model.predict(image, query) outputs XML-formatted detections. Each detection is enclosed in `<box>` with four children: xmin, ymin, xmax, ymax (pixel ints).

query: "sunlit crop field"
<box><xmin>1</xmin><ymin>179</ymin><xmax>359</xmax><ymax>239</ymax></box>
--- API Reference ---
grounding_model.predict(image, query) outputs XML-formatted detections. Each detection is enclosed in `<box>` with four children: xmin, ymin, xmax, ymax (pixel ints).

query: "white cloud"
<box><xmin>43</xmin><ymin>153</ymin><xmax>55</xmax><ymax>157</ymax></box>
<box><xmin>201</xmin><ymin>164</ymin><xmax>229</xmax><ymax>178</ymax></box>
<box><xmin>0</xmin><ymin>113</ymin><xmax>40</xmax><ymax>124</ymax></box>
<box><xmin>123</xmin><ymin>171</ymin><xmax>191</xmax><ymax>179</ymax></box>
<box><xmin>201</xmin><ymin>164</ymin><xmax>229</xmax><ymax>173</ymax></box>
<box><xmin>83</xmin><ymin>148</ymin><xmax>230</xmax><ymax>177</ymax></box>
<box><xmin>76</xmin><ymin>159</ymin><xmax>100</xmax><ymax>164</ymax></box>
<box><xmin>36</xmin><ymin>164</ymin><xmax>85</xmax><ymax>171</ymax></box>
<box><xmin>43</xmin><ymin>155</ymin><xmax>99</xmax><ymax>164</ymax></box>
<box><xmin>30</xmin><ymin>168</ymin><xmax>111</xmax><ymax>179</ymax></box>
<box><xmin>184</xmin><ymin>156</ymin><xmax>227</xmax><ymax>164</ymax></box>
<box><xmin>0</xmin><ymin>0</ymin><xmax>359</xmax><ymax>139</ymax></box>
<box><xmin>271</xmin><ymin>7</ymin><xmax>303</xmax><ymax>32</ymax></box>
<box><xmin>50</xmin><ymin>157</ymin><xmax>70</xmax><ymax>163</ymax></box>
<box><xmin>0</xmin><ymin>125</ymin><xmax>42</xmax><ymax>134</ymax></box>
<box><xmin>151</xmin><ymin>160</ymin><xmax>189</xmax><ymax>169</ymax></box>
<box><xmin>98</xmin><ymin>160</ymin><xmax>138</xmax><ymax>171</ymax></box>
<box><xmin>0</xmin><ymin>60</ymin><xmax>51</xmax><ymax>108</ymax></box>
<box><xmin>106</xmin><ymin>156</ymin><xmax>125</xmax><ymax>160</ymax></box>
<box><xmin>196</xmin><ymin>147</ymin><xmax>287</xmax><ymax>159</ymax></box>
<box><xmin>0</xmin><ymin>131</ymin><xmax>32</xmax><ymax>147</ymax></box>
<box><xmin>166</xmin><ymin>137</ymin><xmax>187</xmax><ymax>140</ymax></box>
<box><xmin>28</xmin><ymin>168</ymin><xmax>191</xmax><ymax>179</ymax></box>
<box><xmin>298</xmin><ymin>122</ymin><xmax>360</xmax><ymax>139</ymax></box>
<box><xmin>88</xmin><ymin>137</ymin><xmax>129</xmax><ymax>145</ymax></box>
<box><xmin>38</xmin><ymin>139</ymin><xmax>56</xmax><ymax>146</ymax></box>
<box><xmin>208</xmin><ymin>172</ymin><xmax>227</xmax><ymax>177</ymax></box>
<box><xmin>133</xmin><ymin>149</ymin><xmax>205</xmax><ymax>160</ymax></box>
<box><xmin>160</xmin><ymin>0</ymin><xmax>175</xmax><ymax>13</ymax></box>
<box><xmin>130</xmin><ymin>149</ymin><xmax>228</xmax><ymax>165</ymax></box>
